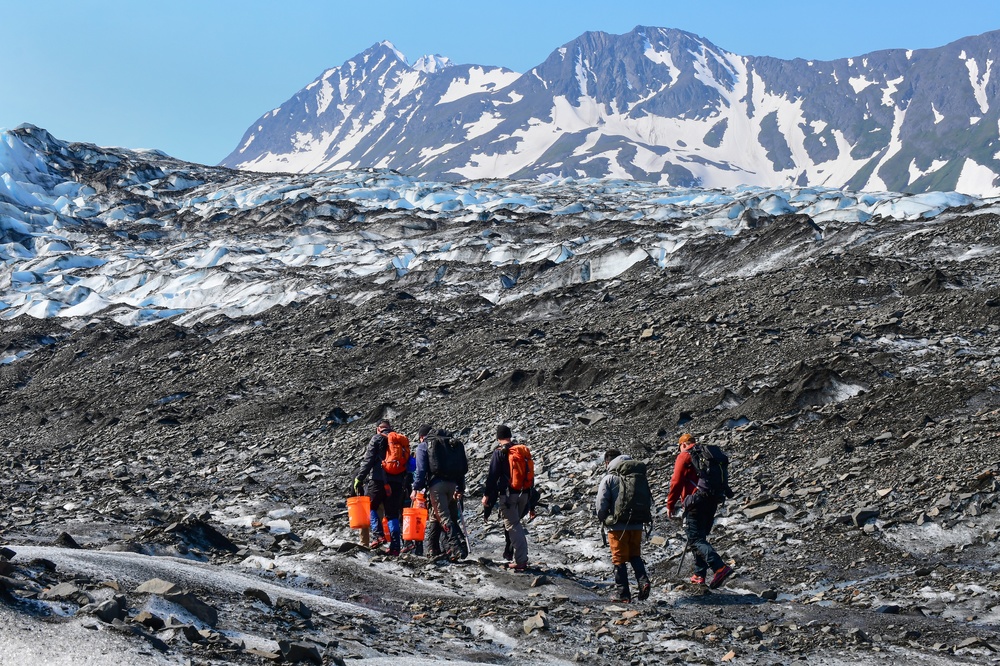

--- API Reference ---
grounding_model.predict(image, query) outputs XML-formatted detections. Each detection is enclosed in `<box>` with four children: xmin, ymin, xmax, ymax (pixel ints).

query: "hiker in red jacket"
<box><xmin>667</xmin><ymin>433</ymin><xmax>733</xmax><ymax>589</ymax></box>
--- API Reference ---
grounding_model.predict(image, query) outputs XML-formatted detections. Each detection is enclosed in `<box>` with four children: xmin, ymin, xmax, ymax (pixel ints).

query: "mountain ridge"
<box><xmin>221</xmin><ymin>26</ymin><xmax>1000</xmax><ymax>196</ymax></box>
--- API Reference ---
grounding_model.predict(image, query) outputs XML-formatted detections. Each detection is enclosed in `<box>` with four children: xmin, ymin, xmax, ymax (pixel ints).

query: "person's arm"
<box><xmin>412</xmin><ymin>441</ymin><xmax>429</xmax><ymax>491</ymax></box>
<box><xmin>666</xmin><ymin>451</ymin><xmax>690</xmax><ymax>515</ymax></box>
<box><xmin>595</xmin><ymin>475</ymin><xmax>614</xmax><ymax>523</ymax></box>
<box><xmin>482</xmin><ymin>448</ymin><xmax>503</xmax><ymax>506</ymax></box>
<box><xmin>456</xmin><ymin>444</ymin><xmax>468</xmax><ymax>496</ymax></box>
<box><xmin>356</xmin><ymin>436</ymin><xmax>382</xmax><ymax>485</ymax></box>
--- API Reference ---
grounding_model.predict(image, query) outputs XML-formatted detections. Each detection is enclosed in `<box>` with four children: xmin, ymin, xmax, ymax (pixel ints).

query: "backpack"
<box><xmin>686</xmin><ymin>443</ymin><xmax>734</xmax><ymax>503</ymax></box>
<box><xmin>381</xmin><ymin>432</ymin><xmax>410</xmax><ymax>476</ymax></box>
<box><xmin>427</xmin><ymin>430</ymin><xmax>468</xmax><ymax>482</ymax></box>
<box><xmin>606</xmin><ymin>459</ymin><xmax>653</xmax><ymax>526</ymax></box>
<box><xmin>507</xmin><ymin>443</ymin><xmax>534</xmax><ymax>492</ymax></box>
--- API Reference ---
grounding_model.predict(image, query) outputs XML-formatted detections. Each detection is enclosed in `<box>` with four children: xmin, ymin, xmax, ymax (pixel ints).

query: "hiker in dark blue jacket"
<box><xmin>413</xmin><ymin>425</ymin><xmax>468</xmax><ymax>561</ymax></box>
<box><xmin>354</xmin><ymin>420</ymin><xmax>405</xmax><ymax>556</ymax></box>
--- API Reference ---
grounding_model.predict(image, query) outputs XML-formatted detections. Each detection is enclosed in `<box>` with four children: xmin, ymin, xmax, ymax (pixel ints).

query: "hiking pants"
<box><xmin>609</xmin><ymin>530</ymin><xmax>649</xmax><ymax>598</ymax></box>
<box><xmin>608</xmin><ymin>529</ymin><xmax>642</xmax><ymax>566</ymax></box>
<box><xmin>367</xmin><ymin>480</ymin><xmax>404</xmax><ymax>550</ymax></box>
<box><xmin>500</xmin><ymin>490</ymin><xmax>529</xmax><ymax>566</ymax></box>
<box><xmin>683</xmin><ymin>505</ymin><xmax>724</xmax><ymax>577</ymax></box>
<box><xmin>426</xmin><ymin>480</ymin><xmax>466</xmax><ymax>558</ymax></box>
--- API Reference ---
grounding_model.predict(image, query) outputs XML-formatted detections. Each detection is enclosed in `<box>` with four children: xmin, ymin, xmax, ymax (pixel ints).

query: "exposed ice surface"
<box><xmin>0</xmin><ymin>603</ymin><xmax>183</xmax><ymax>665</ymax></box>
<box><xmin>3</xmin><ymin>127</ymin><xmax>999</xmax><ymax>330</ymax></box>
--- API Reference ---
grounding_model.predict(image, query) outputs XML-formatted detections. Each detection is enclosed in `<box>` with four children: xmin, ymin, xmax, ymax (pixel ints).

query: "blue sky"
<box><xmin>3</xmin><ymin>0</ymin><xmax>998</xmax><ymax>166</ymax></box>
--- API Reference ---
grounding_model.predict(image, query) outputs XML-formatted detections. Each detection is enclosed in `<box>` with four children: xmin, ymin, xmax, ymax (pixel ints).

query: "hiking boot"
<box><xmin>401</xmin><ymin>543</ymin><xmax>415</xmax><ymax>554</ymax></box>
<box><xmin>506</xmin><ymin>562</ymin><xmax>527</xmax><ymax>572</ymax></box>
<box><xmin>370</xmin><ymin>536</ymin><xmax>388</xmax><ymax>549</ymax></box>
<box><xmin>609</xmin><ymin>594</ymin><xmax>631</xmax><ymax>603</ymax></box>
<box><xmin>689</xmin><ymin>574</ymin><xmax>706</xmax><ymax>585</ymax></box>
<box><xmin>637</xmin><ymin>582</ymin><xmax>651</xmax><ymax>601</ymax></box>
<box><xmin>709</xmin><ymin>564</ymin><xmax>733</xmax><ymax>589</ymax></box>
<box><xmin>385</xmin><ymin>547</ymin><xmax>400</xmax><ymax>557</ymax></box>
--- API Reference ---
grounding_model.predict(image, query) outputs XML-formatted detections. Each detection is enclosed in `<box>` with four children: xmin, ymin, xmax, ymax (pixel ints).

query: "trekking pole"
<box><xmin>600</xmin><ymin>525</ymin><xmax>607</xmax><ymax>547</ymax></box>
<box><xmin>675</xmin><ymin>543</ymin><xmax>688</xmax><ymax>577</ymax></box>
<box><xmin>459</xmin><ymin>496</ymin><xmax>471</xmax><ymax>555</ymax></box>
<box><xmin>674</xmin><ymin>509</ymin><xmax>688</xmax><ymax>577</ymax></box>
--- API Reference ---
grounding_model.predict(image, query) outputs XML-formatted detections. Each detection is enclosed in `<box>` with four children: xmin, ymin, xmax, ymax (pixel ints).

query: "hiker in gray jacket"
<box><xmin>596</xmin><ymin>449</ymin><xmax>652</xmax><ymax>602</ymax></box>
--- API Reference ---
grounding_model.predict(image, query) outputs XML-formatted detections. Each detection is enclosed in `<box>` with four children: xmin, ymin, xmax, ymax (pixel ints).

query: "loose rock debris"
<box><xmin>0</xmin><ymin>129</ymin><xmax>999</xmax><ymax>664</ymax></box>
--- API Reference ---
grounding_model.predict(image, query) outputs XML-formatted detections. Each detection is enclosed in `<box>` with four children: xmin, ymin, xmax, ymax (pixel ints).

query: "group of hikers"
<box><xmin>351</xmin><ymin>420</ymin><xmax>735</xmax><ymax>601</ymax></box>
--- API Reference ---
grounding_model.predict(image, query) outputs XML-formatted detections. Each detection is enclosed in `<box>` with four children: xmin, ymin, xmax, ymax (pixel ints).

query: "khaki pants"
<box><xmin>500</xmin><ymin>491</ymin><xmax>529</xmax><ymax>566</ymax></box>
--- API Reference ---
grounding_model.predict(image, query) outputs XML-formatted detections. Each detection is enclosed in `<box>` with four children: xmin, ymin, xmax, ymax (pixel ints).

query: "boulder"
<box><xmin>744</xmin><ymin>504</ymin><xmax>786</xmax><ymax>521</ymax></box>
<box><xmin>163</xmin><ymin>591</ymin><xmax>218</xmax><ymax>626</ymax></box>
<box><xmin>278</xmin><ymin>640</ymin><xmax>323</xmax><ymax>664</ymax></box>
<box><xmin>851</xmin><ymin>507</ymin><xmax>880</xmax><ymax>527</ymax></box>
<box><xmin>135</xmin><ymin>578</ymin><xmax>180</xmax><ymax>595</ymax></box>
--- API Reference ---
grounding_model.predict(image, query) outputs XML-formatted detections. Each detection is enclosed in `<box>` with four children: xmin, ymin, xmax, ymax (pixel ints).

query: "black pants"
<box><xmin>683</xmin><ymin>504</ymin><xmax>724</xmax><ymax>577</ymax></box>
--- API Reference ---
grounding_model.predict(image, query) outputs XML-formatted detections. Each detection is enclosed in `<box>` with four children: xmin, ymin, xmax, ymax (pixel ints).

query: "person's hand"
<box><xmin>410</xmin><ymin>490</ymin><xmax>416</xmax><ymax>501</ymax></box>
<box><xmin>481</xmin><ymin>496</ymin><xmax>489</xmax><ymax>507</ymax></box>
<box><xmin>454</xmin><ymin>491</ymin><xmax>463</xmax><ymax>501</ymax></box>
<box><xmin>528</xmin><ymin>510</ymin><xmax>536</xmax><ymax>521</ymax></box>
<box><xmin>353</xmin><ymin>478</ymin><xmax>362</xmax><ymax>495</ymax></box>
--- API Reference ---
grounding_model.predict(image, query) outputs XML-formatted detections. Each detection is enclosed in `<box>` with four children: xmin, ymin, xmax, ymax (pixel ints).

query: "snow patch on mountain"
<box><xmin>220</xmin><ymin>27</ymin><xmax>1000</xmax><ymax>197</ymax></box>
<box><xmin>438</xmin><ymin>67</ymin><xmax>520</xmax><ymax>105</ymax></box>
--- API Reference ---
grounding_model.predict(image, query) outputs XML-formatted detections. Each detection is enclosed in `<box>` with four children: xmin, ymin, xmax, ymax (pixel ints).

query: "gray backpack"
<box><xmin>605</xmin><ymin>460</ymin><xmax>653</xmax><ymax>526</ymax></box>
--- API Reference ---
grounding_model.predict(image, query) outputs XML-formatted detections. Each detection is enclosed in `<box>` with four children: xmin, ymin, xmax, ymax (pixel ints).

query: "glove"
<box><xmin>353</xmin><ymin>478</ymin><xmax>362</xmax><ymax>495</ymax></box>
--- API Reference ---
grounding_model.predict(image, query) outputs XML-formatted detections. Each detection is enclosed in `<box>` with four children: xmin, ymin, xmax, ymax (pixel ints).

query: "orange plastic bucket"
<box><xmin>402</xmin><ymin>507</ymin><xmax>427</xmax><ymax>541</ymax></box>
<box><xmin>347</xmin><ymin>495</ymin><xmax>370</xmax><ymax>529</ymax></box>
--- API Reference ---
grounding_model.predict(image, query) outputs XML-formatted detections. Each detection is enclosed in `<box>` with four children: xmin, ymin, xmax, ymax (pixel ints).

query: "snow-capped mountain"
<box><xmin>221</xmin><ymin>27</ymin><xmax>1000</xmax><ymax>196</ymax></box>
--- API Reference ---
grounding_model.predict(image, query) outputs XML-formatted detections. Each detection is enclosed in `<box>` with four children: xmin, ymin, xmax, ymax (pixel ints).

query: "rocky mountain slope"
<box><xmin>1</xmin><ymin>125</ymin><xmax>1000</xmax><ymax>664</ymax></box>
<box><xmin>221</xmin><ymin>27</ymin><xmax>1000</xmax><ymax>197</ymax></box>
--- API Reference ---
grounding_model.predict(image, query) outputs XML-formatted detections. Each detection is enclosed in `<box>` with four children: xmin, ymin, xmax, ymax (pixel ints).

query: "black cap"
<box><xmin>496</xmin><ymin>425</ymin><xmax>512</xmax><ymax>440</ymax></box>
<box><xmin>418</xmin><ymin>424</ymin><xmax>432</xmax><ymax>439</ymax></box>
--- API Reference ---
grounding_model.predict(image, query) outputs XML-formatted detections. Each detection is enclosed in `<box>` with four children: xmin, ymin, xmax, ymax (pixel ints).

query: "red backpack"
<box><xmin>507</xmin><ymin>443</ymin><xmax>534</xmax><ymax>491</ymax></box>
<box><xmin>381</xmin><ymin>432</ymin><xmax>410</xmax><ymax>475</ymax></box>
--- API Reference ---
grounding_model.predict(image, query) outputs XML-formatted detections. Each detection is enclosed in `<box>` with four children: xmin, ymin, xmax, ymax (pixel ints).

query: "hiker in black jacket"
<box><xmin>354</xmin><ymin>420</ymin><xmax>405</xmax><ymax>556</ymax></box>
<box><xmin>482</xmin><ymin>425</ymin><xmax>531</xmax><ymax>571</ymax></box>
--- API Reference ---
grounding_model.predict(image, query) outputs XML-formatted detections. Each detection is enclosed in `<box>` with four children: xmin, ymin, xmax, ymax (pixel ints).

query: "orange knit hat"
<box><xmin>678</xmin><ymin>433</ymin><xmax>695</xmax><ymax>446</ymax></box>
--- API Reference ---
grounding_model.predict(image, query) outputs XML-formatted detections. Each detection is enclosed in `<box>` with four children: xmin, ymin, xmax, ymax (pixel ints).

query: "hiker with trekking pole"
<box><xmin>596</xmin><ymin>449</ymin><xmax>653</xmax><ymax>603</ymax></box>
<box><xmin>666</xmin><ymin>433</ymin><xmax>735</xmax><ymax>589</ymax></box>
<box><xmin>412</xmin><ymin>425</ymin><xmax>469</xmax><ymax>562</ymax></box>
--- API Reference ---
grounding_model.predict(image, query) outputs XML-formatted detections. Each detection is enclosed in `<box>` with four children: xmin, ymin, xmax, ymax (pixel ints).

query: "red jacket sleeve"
<box><xmin>666</xmin><ymin>450</ymin><xmax>698</xmax><ymax>514</ymax></box>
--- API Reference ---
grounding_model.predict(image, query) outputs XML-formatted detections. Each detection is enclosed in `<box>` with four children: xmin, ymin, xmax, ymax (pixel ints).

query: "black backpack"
<box><xmin>605</xmin><ymin>459</ymin><xmax>654</xmax><ymax>526</ymax></box>
<box><xmin>427</xmin><ymin>430</ymin><xmax>468</xmax><ymax>482</ymax></box>
<box><xmin>686</xmin><ymin>443</ymin><xmax>734</xmax><ymax>503</ymax></box>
